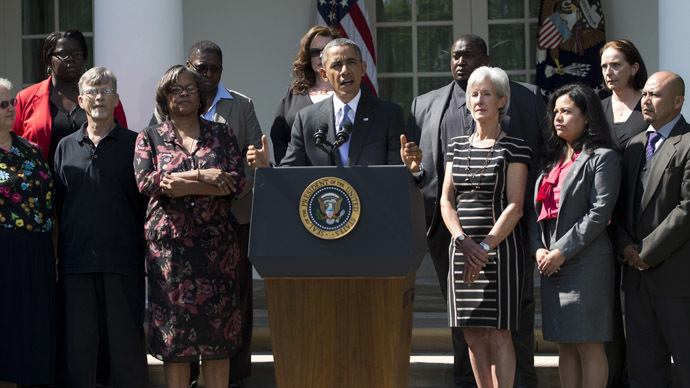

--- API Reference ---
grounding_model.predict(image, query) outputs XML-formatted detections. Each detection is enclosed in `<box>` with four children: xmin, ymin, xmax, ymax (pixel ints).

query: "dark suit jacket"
<box><xmin>281</xmin><ymin>92</ymin><xmax>404</xmax><ymax>166</ymax></box>
<box><xmin>409</xmin><ymin>81</ymin><xmax>546</xmax><ymax>239</ymax></box>
<box><xmin>614</xmin><ymin>116</ymin><xmax>690</xmax><ymax>297</ymax></box>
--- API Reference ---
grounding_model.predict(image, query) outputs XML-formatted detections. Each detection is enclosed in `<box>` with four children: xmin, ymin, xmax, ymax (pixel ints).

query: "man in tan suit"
<box><xmin>615</xmin><ymin>71</ymin><xmax>690</xmax><ymax>388</ymax></box>
<box><xmin>186</xmin><ymin>40</ymin><xmax>262</xmax><ymax>388</ymax></box>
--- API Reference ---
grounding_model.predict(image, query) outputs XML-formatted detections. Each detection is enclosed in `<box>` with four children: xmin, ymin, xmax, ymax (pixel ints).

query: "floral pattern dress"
<box><xmin>134</xmin><ymin>118</ymin><xmax>246</xmax><ymax>362</ymax></box>
<box><xmin>0</xmin><ymin>131</ymin><xmax>54</xmax><ymax>231</ymax></box>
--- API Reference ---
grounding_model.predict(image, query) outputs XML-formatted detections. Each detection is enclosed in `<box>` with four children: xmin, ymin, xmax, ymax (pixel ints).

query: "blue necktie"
<box><xmin>645</xmin><ymin>131</ymin><xmax>662</xmax><ymax>160</ymax></box>
<box><xmin>337</xmin><ymin>104</ymin><xmax>352</xmax><ymax>166</ymax></box>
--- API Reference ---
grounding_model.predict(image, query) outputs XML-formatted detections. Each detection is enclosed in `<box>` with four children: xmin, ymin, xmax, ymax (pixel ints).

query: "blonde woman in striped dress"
<box><xmin>440</xmin><ymin>66</ymin><xmax>531</xmax><ymax>388</ymax></box>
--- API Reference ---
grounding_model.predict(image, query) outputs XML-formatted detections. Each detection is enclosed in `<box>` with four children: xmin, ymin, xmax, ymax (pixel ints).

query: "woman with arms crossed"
<box><xmin>134</xmin><ymin>65</ymin><xmax>245</xmax><ymax>388</ymax></box>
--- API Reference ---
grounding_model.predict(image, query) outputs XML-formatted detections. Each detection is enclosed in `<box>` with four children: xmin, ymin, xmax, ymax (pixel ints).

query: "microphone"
<box><xmin>313</xmin><ymin>123</ymin><xmax>331</xmax><ymax>153</ymax></box>
<box><xmin>333</xmin><ymin>121</ymin><xmax>352</xmax><ymax>149</ymax></box>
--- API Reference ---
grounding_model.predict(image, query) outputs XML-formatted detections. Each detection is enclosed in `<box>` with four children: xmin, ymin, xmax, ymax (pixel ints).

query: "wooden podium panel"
<box><xmin>264</xmin><ymin>274</ymin><xmax>416</xmax><ymax>388</ymax></box>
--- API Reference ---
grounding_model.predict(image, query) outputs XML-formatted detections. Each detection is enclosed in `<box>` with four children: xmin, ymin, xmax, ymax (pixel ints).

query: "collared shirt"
<box><xmin>645</xmin><ymin>113</ymin><xmax>681</xmax><ymax>152</ymax></box>
<box><xmin>203</xmin><ymin>81</ymin><xmax>234</xmax><ymax>121</ymax></box>
<box><xmin>440</xmin><ymin>82</ymin><xmax>473</xmax><ymax>157</ymax></box>
<box><xmin>332</xmin><ymin>90</ymin><xmax>362</xmax><ymax>128</ymax></box>
<box><xmin>53</xmin><ymin>122</ymin><xmax>148</xmax><ymax>276</ymax></box>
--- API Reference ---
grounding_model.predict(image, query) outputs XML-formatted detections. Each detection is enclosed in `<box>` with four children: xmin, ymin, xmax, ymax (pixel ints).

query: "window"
<box><xmin>373</xmin><ymin>0</ymin><xmax>541</xmax><ymax>112</ymax></box>
<box><xmin>487</xmin><ymin>0</ymin><xmax>540</xmax><ymax>83</ymax></box>
<box><xmin>21</xmin><ymin>0</ymin><xmax>93</xmax><ymax>86</ymax></box>
<box><xmin>375</xmin><ymin>0</ymin><xmax>456</xmax><ymax>115</ymax></box>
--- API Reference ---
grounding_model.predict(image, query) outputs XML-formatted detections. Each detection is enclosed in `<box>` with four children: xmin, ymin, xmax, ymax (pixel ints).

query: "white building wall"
<box><xmin>659</xmin><ymin>0</ymin><xmax>690</xmax><ymax>117</ymax></box>
<box><xmin>182</xmin><ymin>0</ymin><xmax>317</xmax><ymax>150</ymax></box>
<box><xmin>95</xmin><ymin>0</ymin><xmax>184</xmax><ymax>132</ymax></box>
<box><xmin>602</xmin><ymin>0</ymin><xmax>659</xmax><ymax>74</ymax></box>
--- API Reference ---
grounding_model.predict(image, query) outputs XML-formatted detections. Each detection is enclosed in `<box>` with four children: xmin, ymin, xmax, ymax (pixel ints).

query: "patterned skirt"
<box><xmin>147</xmin><ymin>234</ymin><xmax>241</xmax><ymax>362</ymax></box>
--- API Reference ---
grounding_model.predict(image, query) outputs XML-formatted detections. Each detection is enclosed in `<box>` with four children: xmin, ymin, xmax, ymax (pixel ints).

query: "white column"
<box><xmin>94</xmin><ymin>0</ymin><xmax>184</xmax><ymax>131</ymax></box>
<box><xmin>659</xmin><ymin>0</ymin><xmax>690</xmax><ymax>117</ymax></box>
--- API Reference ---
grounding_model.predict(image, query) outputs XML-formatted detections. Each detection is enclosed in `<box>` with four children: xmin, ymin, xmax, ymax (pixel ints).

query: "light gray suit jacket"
<box><xmin>528</xmin><ymin>148</ymin><xmax>621</xmax><ymax>260</ymax></box>
<box><xmin>614</xmin><ymin>116</ymin><xmax>690</xmax><ymax>296</ymax></box>
<box><xmin>210</xmin><ymin>90</ymin><xmax>262</xmax><ymax>224</ymax></box>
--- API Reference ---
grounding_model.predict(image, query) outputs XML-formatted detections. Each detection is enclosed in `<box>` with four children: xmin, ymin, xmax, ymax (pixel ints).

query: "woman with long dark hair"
<box><xmin>269</xmin><ymin>26</ymin><xmax>339</xmax><ymax>163</ymax></box>
<box><xmin>529</xmin><ymin>83</ymin><xmax>620</xmax><ymax>388</ymax></box>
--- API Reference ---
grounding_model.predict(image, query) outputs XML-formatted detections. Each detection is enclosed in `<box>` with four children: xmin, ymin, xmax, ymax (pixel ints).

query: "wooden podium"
<box><xmin>249</xmin><ymin>166</ymin><xmax>426</xmax><ymax>388</ymax></box>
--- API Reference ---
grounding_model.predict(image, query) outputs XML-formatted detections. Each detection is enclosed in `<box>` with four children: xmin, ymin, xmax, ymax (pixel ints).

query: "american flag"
<box><xmin>538</xmin><ymin>13</ymin><xmax>572</xmax><ymax>49</ymax></box>
<box><xmin>316</xmin><ymin>0</ymin><xmax>378</xmax><ymax>95</ymax></box>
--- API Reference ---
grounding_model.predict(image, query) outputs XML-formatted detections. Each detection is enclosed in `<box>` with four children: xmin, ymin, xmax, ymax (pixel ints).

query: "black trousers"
<box><xmin>626</xmin><ymin>276</ymin><xmax>690</xmax><ymax>388</ymax></box>
<box><xmin>229</xmin><ymin>223</ymin><xmax>253</xmax><ymax>379</ymax></box>
<box><xmin>606</xmin><ymin>262</ymin><xmax>629</xmax><ymax>388</ymax></box>
<box><xmin>61</xmin><ymin>272</ymin><xmax>147</xmax><ymax>388</ymax></box>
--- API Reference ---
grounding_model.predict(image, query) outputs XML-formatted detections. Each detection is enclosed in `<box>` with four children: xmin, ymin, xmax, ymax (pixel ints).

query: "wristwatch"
<box><xmin>454</xmin><ymin>233</ymin><xmax>468</xmax><ymax>248</ymax></box>
<box><xmin>479</xmin><ymin>242</ymin><xmax>491</xmax><ymax>252</ymax></box>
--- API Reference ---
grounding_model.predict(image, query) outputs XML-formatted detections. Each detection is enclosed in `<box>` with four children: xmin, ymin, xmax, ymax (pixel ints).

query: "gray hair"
<box><xmin>78</xmin><ymin>66</ymin><xmax>118</xmax><ymax>94</ymax></box>
<box><xmin>320</xmin><ymin>38</ymin><xmax>363</xmax><ymax>65</ymax></box>
<box><xmin>466</xmin><ymin>66</ymin><xmax>511</xmax><ymax>121</ymax></box>
<box><xmin>0</xmin><ymin>78</ymin><xmax>12</xmax><ymax>91</ymax></box>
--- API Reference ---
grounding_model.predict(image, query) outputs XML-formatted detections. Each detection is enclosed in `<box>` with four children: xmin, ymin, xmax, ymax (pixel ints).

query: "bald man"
<box><xmin>614</xmin><ymin>71</ymin><xmax>690</xmax><ymax>387</ymax></box>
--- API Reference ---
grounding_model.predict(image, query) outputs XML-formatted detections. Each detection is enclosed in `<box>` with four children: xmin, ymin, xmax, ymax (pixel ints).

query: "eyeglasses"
<box><xmin>168</xmin><ymin>85</ymin><xmax>200</xmax><ymax>95</ymax></box>
<box><xmin>82</xmin><ymin>88</ymin><xmax>116</xmax><ymax>97</ymax></box>
<box><xmin>309</xmin><ymin>48</ymin><xmax>324</xmax><ymax>57</ymax></box>
<box><xmin>51</xmin><ymin>50</ymin><xmax>85</xmax><ymax>61</ymax></box>
<box><xmin>188</xmin><ymin>62</ymin><xmax>223</xmax><ymax>75</ymax></box>
<box><xmin>0</xmin><ymin>99</ymin><xmax>17</xmax><ymax>109</ymax></box>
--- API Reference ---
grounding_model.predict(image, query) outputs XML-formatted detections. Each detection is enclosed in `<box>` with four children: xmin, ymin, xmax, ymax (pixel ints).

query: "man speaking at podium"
<box><xmin>247</xmin><ymin>38</ymin><xmax>422</xmax><ymax>172</ymax></box>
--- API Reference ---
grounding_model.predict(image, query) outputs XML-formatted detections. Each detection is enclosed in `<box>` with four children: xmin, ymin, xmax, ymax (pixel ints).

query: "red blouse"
<box><xmin>536</xmin><ymin>151</ymin><xmax>580</xmax><ymax>222</ymax></box>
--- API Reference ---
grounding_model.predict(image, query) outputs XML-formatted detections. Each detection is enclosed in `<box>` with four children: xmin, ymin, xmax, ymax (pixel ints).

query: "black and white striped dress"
<box><xmin>445</xmin><ymin>135</ymin><xmax>531</xmax><ymax>330</ymax></box>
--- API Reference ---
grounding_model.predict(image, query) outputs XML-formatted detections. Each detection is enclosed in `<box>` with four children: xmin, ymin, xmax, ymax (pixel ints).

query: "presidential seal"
<box><xmin>299</xmin><ymin>177</ymin><xmax>361</xmax><ymax>240</ymax></box>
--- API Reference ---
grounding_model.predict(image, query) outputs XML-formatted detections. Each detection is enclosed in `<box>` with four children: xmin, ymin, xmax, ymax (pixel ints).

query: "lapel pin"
<box><xmin>363</xmin><ymin>118</ymin><xmax>369</xmax><ymax>122</ymax></box>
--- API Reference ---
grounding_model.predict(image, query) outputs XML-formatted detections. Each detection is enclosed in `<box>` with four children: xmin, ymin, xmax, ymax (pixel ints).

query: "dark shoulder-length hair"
<box><xmin>43</xmin><ymin>30</ymin><xmax>89</xmax><ymax>67</ymax></box>
<box><xmin>542</xmin><ymin>83</ymin><xmax>614</xmax><ymax>173</ymax></box>
<box><xmin>290</xmin><ymin>26</ymin><xmax>340</xmax><ymax>94</ymax></box>
<box><xmin>154</xmin><ymin>65</ymin><xmax>207</xmax><ymax>120</ymax></box>
<box><xmin>600</xmin><ymin>39</ymin><xmax>648</xmax><ymax>91</ymax></box>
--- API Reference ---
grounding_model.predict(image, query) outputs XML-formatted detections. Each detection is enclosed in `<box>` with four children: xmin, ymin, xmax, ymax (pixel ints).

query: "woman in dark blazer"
<box><xmin>528</xmin><ymin>83</ymin><xmax>620</xmax><ymax>388</ymax></box>
<box><xmin>269</xmin><ymin>26</ymin><xmax>339</xmax><ymax>164</ymax></box>
<box><xmin>600</xmin><ymin>39</ymin><xmax>648</xmax><ymax>151</ymax></box>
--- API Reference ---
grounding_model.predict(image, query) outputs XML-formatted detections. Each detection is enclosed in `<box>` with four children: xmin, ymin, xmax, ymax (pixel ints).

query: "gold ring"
<box><xmin>471</xmin><ymin>274</ymin><xmax>476</xmax><ymax>278</ymax></box>
<box><xmin>637</xmin><ymin>267</ymin><xmax>643</xmax><ymax>271</ymax></box>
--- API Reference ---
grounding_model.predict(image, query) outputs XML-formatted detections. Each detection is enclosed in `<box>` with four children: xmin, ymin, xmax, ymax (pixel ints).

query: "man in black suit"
<box><xmin>248</xmin><ymin>38</ymin><xmax>422</xmax><ymax>172</ymax></box>
<box><xmin>614</xmin><ymin>71</ymin><xmax>690</xmax><ymax>388</ymax></box>
<box><xmin>407</xmin><ymin>34</ymin><xmax>545</xmax><ymax>388</ymax></box>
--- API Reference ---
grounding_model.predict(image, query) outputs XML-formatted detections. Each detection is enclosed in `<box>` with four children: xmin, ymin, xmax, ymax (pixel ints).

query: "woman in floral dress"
<box><xmin>134</xmin><ymin>65</ymin><xmax>245</xmax><ymax>388</ymax></box>
<box><xmin>0</xmin><ymin>78</ymin><xmax>56</xmax><ymax>386</ymax></box>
